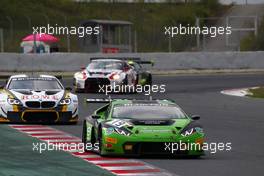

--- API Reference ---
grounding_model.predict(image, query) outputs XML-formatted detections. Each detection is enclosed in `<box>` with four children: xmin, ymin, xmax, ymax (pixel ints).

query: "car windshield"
<box><xmin>87</xmin><ymin>61</ymin><xmax>123</xmax><ymax>70</ymax></box>
<box><xmin>112</xmin><ymin>105</ymin><xmax>187</xmax><ymax>119</ymax></box>
<box><xmin>8</xmin><ymin>78</ymin><xmax>63</xmax><ymax>90</ymax></box>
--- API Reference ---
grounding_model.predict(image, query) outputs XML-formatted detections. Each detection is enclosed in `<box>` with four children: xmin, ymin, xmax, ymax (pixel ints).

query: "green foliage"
<box><xmin>0</xmin><ymin>0</ymin><xmax>223</xmax><ymax>52</ymax></box>
<box><xmin>240</xmin><ymin>18</ymin><xmax>264</xmax><ymax>51</ymax></box>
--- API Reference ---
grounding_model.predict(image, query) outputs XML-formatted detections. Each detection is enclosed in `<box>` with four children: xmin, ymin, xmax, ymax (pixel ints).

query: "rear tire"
<box><xmin>123</xmin><ymin>76</ymin><xmax>128</xmax><ymax>85</ymax></box>
<box><xmin>147</xmin><ymin>74</ymin><xmax>152</xmax><ymax>85</ymax></box>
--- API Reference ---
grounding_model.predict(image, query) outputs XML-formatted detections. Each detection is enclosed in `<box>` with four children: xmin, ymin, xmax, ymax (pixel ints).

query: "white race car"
<box><xmin>73</xmin><ymin>59</ymin><xmax>137</xmax><ymax>92</ymax></box>
<box><xmin>0</xmin><ymin>74</ymin><xmax>78</xmax><ymax>124</ymax></box>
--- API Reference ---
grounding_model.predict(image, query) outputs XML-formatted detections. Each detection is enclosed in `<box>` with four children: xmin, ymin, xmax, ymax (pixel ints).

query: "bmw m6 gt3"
<box><xmin>0</xmin><ymin>74</ymin><xmax>78</xmax><ymax>123</ymax></box>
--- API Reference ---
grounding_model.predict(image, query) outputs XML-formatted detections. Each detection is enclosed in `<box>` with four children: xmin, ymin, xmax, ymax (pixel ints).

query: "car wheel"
<box><xmin>135</xmin><ymin>74</ymin><xmax>139</xmax><ymax>85</ymax></box>
<box><xmin>98</xmin><ymin>127</ymin><xmax>104</xmax><ymax>156</ymax></box>
<box><xmin>147</xmin><ymin>74</ymin><xmax>152</xmax><ymax>85</ymax></box>
<box><xmin>123</xmin><ymin>76</ymin><xmax>128</xmax><ymax>85</ymax></box>
<box><xmin>82</xmin><ymin>120</ymin><xmax>87</xmax><ymax>148</ymax></box>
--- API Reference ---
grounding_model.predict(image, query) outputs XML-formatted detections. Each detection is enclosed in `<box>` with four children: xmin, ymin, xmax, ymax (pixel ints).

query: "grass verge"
<box><xmin>247</xmin><ymin>87</ymin><xmax>264</xmax><ymax>98</ymax></box>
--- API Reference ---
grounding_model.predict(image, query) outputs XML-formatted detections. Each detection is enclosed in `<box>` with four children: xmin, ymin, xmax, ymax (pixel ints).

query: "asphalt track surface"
<box><xmin>3</xmin><ymin>73</ymin><xmax>264</xmax><ymax>176</ymax></box>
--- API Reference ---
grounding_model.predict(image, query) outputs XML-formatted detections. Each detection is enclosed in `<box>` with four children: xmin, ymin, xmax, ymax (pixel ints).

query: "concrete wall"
<box><xmin>0</xmin><ymin>51</ymin><xmax>264</xmax><ymax>72</ymax></box>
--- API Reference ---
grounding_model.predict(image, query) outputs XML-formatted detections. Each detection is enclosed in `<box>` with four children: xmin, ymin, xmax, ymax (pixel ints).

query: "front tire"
<box><xmin>123</xmin><ymin>75</ymin><xmax>128</xmax><ymax>85</ymax></box>
<box><xmin>97</xmin><ymin>127</ymin><xmax>104</xmax><ymax>156</ymax></box>
<box><xmin>147</xmin><ymin>74</ymin><xmax>152</xmax><ymax>85</ymax></box>
<box><xmin>82</xmin><ymin>120</ymin><xmax>87</xmax><ymax>145</ymax></box>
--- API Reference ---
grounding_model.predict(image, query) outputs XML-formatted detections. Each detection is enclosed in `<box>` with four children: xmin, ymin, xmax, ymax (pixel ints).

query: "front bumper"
<box><xmin>74</xmin><ymin>77</ymin><xmax>110</xmax><ymax>91</ymax></box>
<box><xmin>100</xmin><ymin>133</ymin><xmax>205</xmax><ymax>156</ymax></box>
<box><xmin>74</xmin><ymin>77</ymin><xmax>125</xmax><ymax>92</ymax></box>
<box><xmin>0</xmin><ymin>109</ymin><xmax>78</xmax><ymax>124</ymax></box>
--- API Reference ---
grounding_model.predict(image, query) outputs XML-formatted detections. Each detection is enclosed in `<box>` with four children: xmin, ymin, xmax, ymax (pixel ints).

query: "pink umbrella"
<box><xmin>22</xmin><ymin>33</ymin><xmax>59</xmax><ymax>43</ymax></box>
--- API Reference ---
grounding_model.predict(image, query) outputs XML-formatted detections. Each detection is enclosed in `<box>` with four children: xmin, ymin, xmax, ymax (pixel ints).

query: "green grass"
<box><xmin>247</xmin><ymin>87</ymin><xmax>264</xmax><ymax>98</ymax></box>
<box><xmin>0</xmin><ymin>0</ymin><xmax>228</xmax><ymax>52</ymax></box>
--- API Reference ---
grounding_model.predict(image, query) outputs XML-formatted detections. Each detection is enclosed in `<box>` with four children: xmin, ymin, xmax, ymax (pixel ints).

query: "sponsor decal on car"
<box><xmin>21</xmin><ymin>95</ymin><xmax>59</xmax><ymax>101</ymax></box>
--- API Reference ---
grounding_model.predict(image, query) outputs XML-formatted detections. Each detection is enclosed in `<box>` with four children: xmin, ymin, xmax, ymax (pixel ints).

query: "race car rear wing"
<box><xmin>86</xmin><ymin>98</ymin><xmax>112</xmax><ymax>103</ymax></box>
<box><xmin>90</xmin><ymin>57</ymin><xmax>154</xmax><ymax>66</ymax></box>
<box><xmin>86</xmin><ymin>96</ymin><xmax>173</xmax><ymax>103</ymax></box>
<box><xmin>90</xmin><ymin>57</ymin><xmax>141</xmax><ymax>62</ymax></box>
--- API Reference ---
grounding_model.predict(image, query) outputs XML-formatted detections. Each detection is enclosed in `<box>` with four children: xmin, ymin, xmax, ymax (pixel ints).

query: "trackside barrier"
<box><xmin>0</xmin><ymin>51</ymin><xmax>264</xmax><ymax>72</ymax></box>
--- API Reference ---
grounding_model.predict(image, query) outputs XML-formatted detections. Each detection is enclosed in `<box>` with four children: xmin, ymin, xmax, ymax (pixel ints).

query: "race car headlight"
<box><xmin>75</xmin><ymin>72</ymin><xmax>87</xmax><ymax>79</ymax></box>
<box><xmin>181</xmin><ymin>127</ymin><xmax>203</xmax><ymax>137</ymax></box>
<box><xmin>7</xmin><ymin>98</ymin><xmax>21</xmax><ymax>105</ymax></box>
<box><xmin>113</xmin><ymin>74</ymin><xmax>120</xmax><ymax>80</ymax></box>
<box><xmin>75</xmin><ymin>73</ymin><xmax>83</xmax><ymax>79</ymax></box>
<box><xmin>59</xmin><ymin>98</ymin><xmax>71</xmax><ymax>105</ymax></box>
<box><xmin>114</xmin><ymin>128</ymin><xmax>132</xmax><ymax>136</ymax></box>
<box><xmin>109</xmin><ymin>73</ymin><xmax>120</xmax><ymax>80</ymax></box>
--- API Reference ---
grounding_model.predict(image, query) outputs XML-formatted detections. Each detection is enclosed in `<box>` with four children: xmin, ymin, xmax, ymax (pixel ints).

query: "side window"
<box><xmin>105</xmin><ymin>104</ymin><xmax>112</xmax><ymax>119</ymax></box>
<box><xmin>133</xmin><ymin>63</ymin><xmax>141</xmax><ymax>70</ymax></box>
<box><xmin>96</xmin><ymin>104</ymin><xmax>109</xmax><ymax>119</ymax></box>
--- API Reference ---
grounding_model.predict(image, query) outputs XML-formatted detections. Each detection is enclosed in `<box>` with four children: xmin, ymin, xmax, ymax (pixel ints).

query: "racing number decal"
<box><xmin>109</xmin><ymin>119</ymin><xmax>132</xmax><ymax>128</ymax></box>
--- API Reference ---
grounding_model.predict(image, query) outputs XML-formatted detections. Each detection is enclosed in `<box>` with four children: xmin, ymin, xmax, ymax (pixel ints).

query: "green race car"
<box><xmin>82</xmin><ymin>98</ymin><xmax>205</xmax><ymax>157</ymax></box>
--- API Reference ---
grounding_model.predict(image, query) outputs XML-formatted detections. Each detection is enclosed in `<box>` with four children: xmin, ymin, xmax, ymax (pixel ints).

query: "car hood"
<box><xmin>9</xmin><ymin>89</ymin><xmax>64</xmax><ymax>104</ymax></box>
<box><xmin>106</xmin><ymin>118</ymin><xmax>190</xmax><ymax>130</ymax></box>
<box><xmin>75</xmin><ymin>69</ymin><xmax>123</xmax><ymax>79</ymax></box>
<box><xmin>88</xmin><ymin>68</ymin><xmax>121</xmax><ymax>74</ymax></box>
<box><xmin>86</xmin><ymin>69</ymin><xmax>122</xmax><ymax>77</ymax></box>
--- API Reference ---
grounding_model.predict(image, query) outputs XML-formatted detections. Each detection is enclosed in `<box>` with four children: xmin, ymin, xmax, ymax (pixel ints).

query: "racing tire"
<box><xmin>82</xmin><ymin>120</ymin><xmax>87</xmax><ymax>145</ymax></box>
<box><xmin>123</xmin><ymin>76</ymin><xmax>128</xmax><ymax>85</ymax></box>
<box><xmin>97</xmin><ymin>127</ymin><xmax>105</xmax><ymax>156</ymax></box>
<box><xmin>82</xmin><ymin>120</ymin><xmax>97</xmax><ymax>152</ymax></box>
<box><xmin>147</xmin><ymin>74</ymin><xmax>152</xmax><ymax>85</ymax></box>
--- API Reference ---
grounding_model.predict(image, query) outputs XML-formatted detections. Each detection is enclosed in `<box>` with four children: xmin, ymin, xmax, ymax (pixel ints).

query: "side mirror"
<box><xmin>191</xmin><ymin>115</ymin><xmax>200</xmax><ymax>120</ymax></box>
<box><xmin>65</xmin><ymin>87</ymin><xmax>72</xmax><ymax>91</ymax></box>
<box><xmin>91</xmin><ymin>115</ymin><xmax>101</xmax><ymax>119</ymax></box>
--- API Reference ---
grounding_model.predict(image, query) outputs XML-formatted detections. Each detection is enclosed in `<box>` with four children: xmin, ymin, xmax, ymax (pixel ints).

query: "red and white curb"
<box><xmin>221</xmin><ymin>87</ymin><xmax>255</xmax><ymax>97</ymax></box>
<box><xmin>9</xmin><ymin>125</ymin><xmax>174</xmax><ymax>176</ymax></box>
